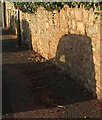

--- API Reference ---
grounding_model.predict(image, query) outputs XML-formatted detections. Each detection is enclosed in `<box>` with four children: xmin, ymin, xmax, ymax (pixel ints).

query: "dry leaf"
<box><xmin>84</xmin><ymin>116</ymin><xmax>87</xmax><ymax>118</ymax></box>
<box><xmin>58</xmin><ymin>105</ymin><xmax>65</xmax><ymax>108</ymax></box>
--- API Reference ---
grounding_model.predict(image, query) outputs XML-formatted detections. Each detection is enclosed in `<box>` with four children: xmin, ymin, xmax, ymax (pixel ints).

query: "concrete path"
<box><xmin>2</xmin><ymin>28</ymin><xmax>101</xmax><ymax>119</ymax></box>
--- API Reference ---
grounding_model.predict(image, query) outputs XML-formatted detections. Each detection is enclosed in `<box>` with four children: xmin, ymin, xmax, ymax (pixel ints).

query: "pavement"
<box><xmin>2</xmin><ymin>27</ymin><xmax>102</xmax><ymax>119</ymax></box>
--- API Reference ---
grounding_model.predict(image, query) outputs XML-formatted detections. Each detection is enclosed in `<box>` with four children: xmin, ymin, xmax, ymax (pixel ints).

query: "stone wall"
<box><xmin>100</xmin><ymin>11</ymin><xmax>102</xmax><ymax>100</ymax></box>
<box><xmin>5</xmin><ymin>2</ymin><xmax>102</xmax><ymax>101</ymax></box>
<box><xmin>5</xmin><ymin>2</ymin><xmax>17</xmax><ymax>33</ymax></box>
<box><xmin>0</xmin><ymin>3</ymin><xmax>2</xmax><ymax>27</ymax></box>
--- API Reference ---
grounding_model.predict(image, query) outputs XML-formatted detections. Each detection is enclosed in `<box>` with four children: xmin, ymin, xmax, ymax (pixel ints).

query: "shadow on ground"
<box><xmin>2</xmin><ymin>61</ymin><xmax>95</xmax><ymax>115</ymax></box>
<box><xmin>2</xmin><ymin>27</ymin><xmax>98</xmax><ymax>118</ymax></box>
<box><xmin>2</xmin><ymin>28</ymin><xmax>29</xmax><ymax>53</ymax></box>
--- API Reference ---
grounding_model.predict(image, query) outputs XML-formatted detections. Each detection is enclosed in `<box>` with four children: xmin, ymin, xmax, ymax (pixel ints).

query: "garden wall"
<box><xmin>5</xmin><ymin>2</ymin><xmax>102</xmax><ymax>101</ymax></box>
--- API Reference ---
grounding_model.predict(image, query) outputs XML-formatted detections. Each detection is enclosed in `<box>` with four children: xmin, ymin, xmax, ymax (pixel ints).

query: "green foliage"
<box><xmin>13</xmin><ymin>2</ymin><xmax>102</xmax><ymax>15</ymax></box>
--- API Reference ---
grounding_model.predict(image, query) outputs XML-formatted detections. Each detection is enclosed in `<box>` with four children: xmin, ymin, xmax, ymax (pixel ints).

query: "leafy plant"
<box><xmin>13</xmin><ymin>2</ymin><xmax>102</xmax><ymax>17</ymax></box>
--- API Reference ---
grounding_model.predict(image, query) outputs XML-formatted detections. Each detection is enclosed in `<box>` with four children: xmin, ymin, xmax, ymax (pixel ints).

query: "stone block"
<box><xmin>70</xmin><ymin>10</ymin><xmax>75</xmax><ymax>18</ymax></box>
<box><xmin>46</xmin><ymin>22</ymin><xmax>49</xmax><ymax>29</ymax></box>
<box><xmin>75</xmin><ymin>10</ymin><xmax>82</xmax><ymax>22</ymax></box>
<box><xmin>87</xmin><ymin>23</ymin><xmax>98</xmax><ymax>35</ymax></box>
<box><xmin>88</xmin><ymin>12</ymin><xmax>94</xmax><ymax>22</ymax></box>
<box><xmin>71</xmin><ymin>19</ymin><xmax>76</xmax><ymax>30</ymax></box>
<box><xmin>82</xmin><ymin>10</ymin><xmax>89</xmax><ymax>22</ymax></box>
<box><xmin>77</xmin><ymin>22</ymin><xmax>85</xmax><ymax>34</ymax></box>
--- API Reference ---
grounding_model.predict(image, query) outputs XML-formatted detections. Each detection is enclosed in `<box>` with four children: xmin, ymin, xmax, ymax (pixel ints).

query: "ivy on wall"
<box><xmin>13</xmin><ymin>2</ymin><xmax>102</xmax><ymax>17</ymax></box>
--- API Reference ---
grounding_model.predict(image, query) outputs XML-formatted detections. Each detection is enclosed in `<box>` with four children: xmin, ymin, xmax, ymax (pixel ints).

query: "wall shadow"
<box><xmin>2</xmin><ymin>27</ymin><xmax>13</xmax><ymax>35</ymax></box>
<box><xmin>2</xmin><ymin>32</ymin><xmax>96</xmax><ymax>114</ymax></box>
<box><xmin>2</xmin><ymin>31</ymin><xmax>28</xmax><ymax>53</ymax></box>
<box><xmin>10</xmin><ymin>15</ymin><xmax>16</xmax><ymax>34</ymax></box>
<box><xmin>2</xmin><ymin>18</ymin><xmax>97</xmax><ymax>116</ymax></box>
<box><xmin>22</xmin><ymin>19</ymin><xmax>32</xmax><ymax>50</ymax></box>
<box><xmin>2</xmin><ymin>19</ymin><xmax>30</xmax><ymax>53</ymax></box>
<box><xmin>0</xmin><ymin>3</ymin><xmax>2</xmax><ymax>27</ymax></box>
<box><xmin>2</xmin><ymin>15</ymin><xmax>17</xmax><ymax>35</ymax></box>
<box><xmin>2</xmin><ymin>61</ymin><xmax>95</xmax><ymax>115</ymax></box>
<box><xmin>54</xmin><ymin>33</ymin><xmax>96</xmax><ymax>98</ymax></box>
<box><xmin>3</xmin><ymin>16</ymin><xmax>33</xmax><ymax>52</ymax></box>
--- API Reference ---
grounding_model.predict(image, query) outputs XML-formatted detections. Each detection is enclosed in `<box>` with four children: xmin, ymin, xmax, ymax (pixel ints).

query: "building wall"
<box><xmin>5</xmin><ymin>2</ymin><xmax>102</xmax><ymax>100</ymax></box>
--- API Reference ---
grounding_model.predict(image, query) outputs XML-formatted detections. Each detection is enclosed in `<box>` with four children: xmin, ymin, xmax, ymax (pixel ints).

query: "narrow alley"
<box><xmin>2</xmin><ymin>28</ymin><xmax>101</xmax><ymax>119</ymax></box>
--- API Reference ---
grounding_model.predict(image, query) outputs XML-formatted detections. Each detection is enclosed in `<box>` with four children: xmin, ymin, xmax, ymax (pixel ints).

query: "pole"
<box><xmin>1</xmin><ymin>2</ymin><xmax>4</xmax><ymax>28</ymax></box>
<box><xmin>3</xmin><ymin>2</ymin><xmax>6</xmax><ymax>27</ymax></box>
<box><xmin>17</xmin><ymin>5</ymin><xmax>21</xmax><ymax>47</ymax></box>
